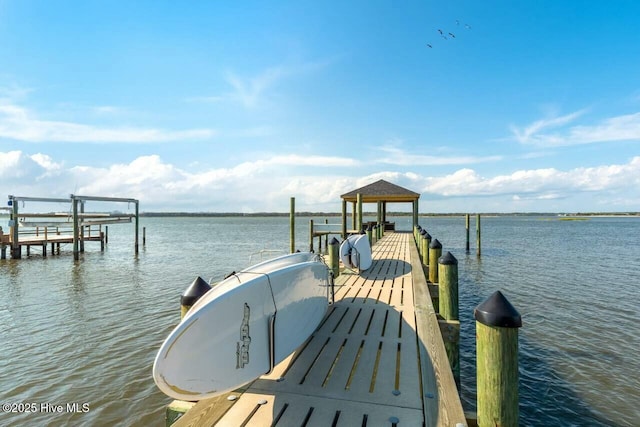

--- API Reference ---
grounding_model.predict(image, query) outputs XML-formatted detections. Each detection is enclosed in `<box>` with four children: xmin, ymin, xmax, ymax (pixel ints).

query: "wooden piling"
<box><xmin>324</xmin><ymin>219</ymin><xmax>329</xmax><ymax>249</ymax></box>
<box><xmin>366</xmin><ymin>223</ymin><xmax>373</xmax><ymax>246</ymax></box>
<box><xmin>474</xmin><ymin>291</ymin><xmax>521</xmax><ymax>427</ymax></box>
<box><xmin>43</xmin><ymin>227</ymin><xmax>48</xmax><ymax>257</ymax></box>
<box><xmin>166</xmin><ymin>400</ymin><xmax>196</xmax><ymax>427</ymax></box>
<box><xmin>428</xmin><ymin>239</ymin><xmax>442</xmax><ymax>283</ymax></box>
<box><xmin>143</xmin><ymin>226</ymin><xmax>146</xmax><ymax>246</ymax></box>
<box><xmin>0</xmin><ymin>227</ymin><xmax>5</xmax><ymax>259</ymax></box>
<box><xmin>105</xmin><ymin>225</ymin><xmax>109</xmax><ymax>244</ymax></box>
<box><xmin>476</xmin><ymin>214</ymin><xmax>481</xmax><ymax>257</ymax></box>
<box><xmin>438</xmin><ymin>251</ymin><xmax>460</xmax><ymax>387</ymax></box>
<box><xmin>421</xmin><ymin>230</ymin><xmax>431</xmax><ymax>266</ymax></box>
<box><xmin>438</xmin><ymin>252</ymin><xmax>459</xmax><ymax>319</ymax></box>
<box><xmin>465</xmin><ymin>214</ymin><xmax>470</xmax><ymax>252</ymax></box>
<box><xmin>308</xmin><ymin>219</ymin><xmax>314</xmax><ymax>252</ymax></box>
<box><xmin>341</xmin><ymin>199</ymin><xmax>347</xmax><ymax>239</ymax></box>
<box><xmin>328</xmin><ymin>237</ymin><xmax>339</xmax><ymax>279</ymax></box>
<box><xmin>377</xmin><ymin>200</ymin><xmax>382</xmax><ymax>239</ymax></box>
<box><xmin>10</xmin><ymin>197</ymin><xmax>20</xmax><ymax>259</ymax></box>
<box><xmin>290</xmin><ymin>197</ymin><xmax>295</xmax><ymax>253</ymax></box>
<box><xmin>80</xmin><ymin>201</ymin><xmax>85</xmax><ymax>253</ymax></box>
<box><xmin>351</xmin><ymin>201</ymin><xmax>356</xmax><ymax>231</ymax></box>
<box><xmin>356</xmin><ymin>193</ymin><xmax>363</xmax><ymax>232</ymax></box>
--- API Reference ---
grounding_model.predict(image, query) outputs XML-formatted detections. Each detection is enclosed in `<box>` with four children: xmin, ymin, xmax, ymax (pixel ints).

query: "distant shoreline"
<box><xmin>137</xmin><ymin>212</ymin><xmax>640</xmax><ymax>218</ymax></box>
<box><xmin>1</xmin><ymin>212</ymin><xmax>638</xmax><ymax>218</ymax></box>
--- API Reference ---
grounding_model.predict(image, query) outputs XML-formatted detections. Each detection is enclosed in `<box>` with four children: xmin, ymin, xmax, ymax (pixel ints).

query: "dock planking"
<box><xmin>173</xmin><ymin>231</ymin><xmax>466</xmax><ymax>427</ymax></box>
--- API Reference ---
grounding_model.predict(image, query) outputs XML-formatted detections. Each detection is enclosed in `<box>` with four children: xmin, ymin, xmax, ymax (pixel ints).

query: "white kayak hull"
<box><xmin>153</xmin><ymin>252</ymin><xmax>329</xmax><ymax>400</ymax></box>
<box><xmin>339</xmin><ymin>234</ymin><xmax>372</xmax><ymax>271</ymax></box>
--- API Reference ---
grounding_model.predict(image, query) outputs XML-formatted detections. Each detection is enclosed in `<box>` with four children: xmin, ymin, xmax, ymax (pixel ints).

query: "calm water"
<box><xmin>0</xmin><ymin>215</ymin><xmax>638</xmax><ymax>426</ymax></box>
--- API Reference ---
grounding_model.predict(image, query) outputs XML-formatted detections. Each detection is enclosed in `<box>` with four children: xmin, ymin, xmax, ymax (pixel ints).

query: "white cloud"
<box><xmin>0</xmin><ymin>102</ymin><xmax>215</xmax><ymax>143</ymax></box>
<box><xmin>511</xmin><ymin>110</ymin><xmax>640</xmax><ymax>146</ymax></box>
<box><xmin>0</xmin><ymin>84</ymin><xmax>35</xmax><ymax>101</ymax></box>
<box><xmin>375</xmin><ymin>145</ymin><xmax>503</xmax><ymax>166</ymax></box>
<box><xmin>190</xmin><ymin>58</ymin><xmax>336</xmax><ymax>110</ymax></box>
<box><xmin>0</xmin><ymin>150</ymin><xmax>62</xmax><ymax>183</ymax></box>
<box><xmin>510</xmin><ymin>110</ymin><xmax>587</xmax><ymax>144</ymax></box>
<box><xmin>262</xmin><ymin>154</ymin><xmax>359</xmax><ymax>168</ymax></box>
<box><xmin>225</xmin><ymin>66</ymin><xmax>288</xmax><ymax>109</ymax></box>
<box><xmin>421</xmin><ymin>158</ymin><xmax>640</xmax><ymax>198</ymax></box>
<box><xmin>2</xmin><ymin>151</ymin><xmax>639</xmax><ymax>212</ymax></box>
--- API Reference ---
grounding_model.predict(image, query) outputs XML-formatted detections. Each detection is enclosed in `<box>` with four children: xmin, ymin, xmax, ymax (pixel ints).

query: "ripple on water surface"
<box><xmin>0</xmin><ymin>216</ymin><xmax>639</xmax><ymax>426</ymax></box>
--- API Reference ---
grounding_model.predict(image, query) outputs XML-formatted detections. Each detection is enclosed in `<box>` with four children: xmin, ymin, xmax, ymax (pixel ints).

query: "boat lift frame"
<box><xmin>6</xmin><ymin>194</ymin><xmax>140</xmax><ymax>260</ymax></box>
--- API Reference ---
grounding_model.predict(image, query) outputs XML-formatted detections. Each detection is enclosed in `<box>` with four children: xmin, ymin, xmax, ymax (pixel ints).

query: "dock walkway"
<box><xmin>174</xmin><ymin>231</ymin><xmax>466</xmax><ymax>426</ymax></box>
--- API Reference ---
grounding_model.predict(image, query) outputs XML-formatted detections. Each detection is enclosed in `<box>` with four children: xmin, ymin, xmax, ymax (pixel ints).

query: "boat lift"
<box><xmin>6</xmin><ymin>194</ymin><xmax>140</xmax><ymax>260</ymax></box>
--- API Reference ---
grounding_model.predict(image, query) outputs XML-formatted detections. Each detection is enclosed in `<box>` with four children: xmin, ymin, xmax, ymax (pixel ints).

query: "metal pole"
<box><xmin>135</xmin><ymin>201</ymin><xmax>139</xmax><ymax>254</ymax></box>
<box><xmin>72</xmin><ymin>197</ymin><xmax>79</xmax><ymax>260</ymax></box>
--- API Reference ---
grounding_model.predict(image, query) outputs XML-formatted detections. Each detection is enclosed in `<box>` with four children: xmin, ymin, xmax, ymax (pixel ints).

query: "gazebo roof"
<box><xmin>340</xmin><ymin>179</ymin><xmax>420</xmax><ymax>203</ymax></box>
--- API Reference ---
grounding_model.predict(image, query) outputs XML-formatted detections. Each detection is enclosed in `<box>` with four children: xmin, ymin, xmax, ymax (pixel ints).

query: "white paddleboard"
<box><xmin>153</xmin><ymin>252</ymin><xmax>329</xmax><ymax>401</ymax></box>
<box><xmin>339</xmin><ymin>234</ymin><xmax>372</xmax><ymax>271</ymax></box>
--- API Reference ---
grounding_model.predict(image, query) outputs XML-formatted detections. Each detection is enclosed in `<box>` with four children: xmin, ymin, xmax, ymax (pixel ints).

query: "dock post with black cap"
<box><xmin>438</xmin><ymin>251</ymin><xmax>460</xmax><ymax>387</ymax></box>
<box><xmin>180</xmin><ymin>276</ymin><xmax>212</xmax><ymax>320</ymax></box>
<box><xmin>328</xmin><ymin>237</ymin><xmax>340</xmax><ymax>280</ymax></box>
<box><xmin>167</xmin><ymin>277</ymin><xmax>214</xmax><ymax>425</ymax></box>
<box><xmin>366</xmin><ymin>223</ymin><xmax>373</xmax><ymax>246</ymax></box>
<box><xmin>438</xmin><ymin>252</ymin><xmax>459</xmax><ymax>319</ymax></box>
<box><xmin>474</xmin><ymin>291</ymin><xmax>522</xmax><ymax>427</ymax></box>
<box><xmin>428</xmin><ymin>238</ymin><xmax>442</xmax><ymax>284</ymax></box>
<box><xmin>421</xmin><ymin>230</ymin><xmax>431</xmax><ymax>266</ymax></box>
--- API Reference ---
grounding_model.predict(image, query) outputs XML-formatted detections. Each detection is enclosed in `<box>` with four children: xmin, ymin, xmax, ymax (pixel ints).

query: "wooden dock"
<box><xmin>0</xmin><ymin>224</ymin><xmax>105</xmax><ymax>258</ymax></box>
<box><xmin>173</xmin><ymin>231</ymin><xmax>467</xmax><ymax>427</ymax></box>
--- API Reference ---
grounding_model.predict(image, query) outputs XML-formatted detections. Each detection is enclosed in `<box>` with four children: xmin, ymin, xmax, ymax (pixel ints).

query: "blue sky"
<box><xmin>1</xmin><ymin>1</ymin><xmax>640</xmax><ymax>213</ymax></box>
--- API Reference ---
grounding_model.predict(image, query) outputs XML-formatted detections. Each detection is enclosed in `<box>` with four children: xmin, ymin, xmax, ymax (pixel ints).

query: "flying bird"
<box><xmin>449</xmin><ymin>32</ymin><xmax>456</xmax><ymax>38</ymax></box>
<box><xmin>465</xmin><ymin>24</ymin><xmax>471</xmax><ymax>29</ymax></box>
<box><xmin>426</xmin><ymin>43</ymin><xmax>433</xmax><ymax>48</ymax></box>
<box><xmin>438</xmin><ymin>29</ymin><xmax>443</xmax><ymax>35</ymax></box>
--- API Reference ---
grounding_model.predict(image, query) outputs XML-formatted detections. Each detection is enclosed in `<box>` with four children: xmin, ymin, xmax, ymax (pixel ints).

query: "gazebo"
<box><xmin>340</xmin><ymin>179</ymin><xmax>420</xmax><ymax>235</ymax></box>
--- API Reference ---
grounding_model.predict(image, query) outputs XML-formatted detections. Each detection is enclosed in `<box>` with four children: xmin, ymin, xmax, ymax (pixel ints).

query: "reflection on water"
<box><xmin>0</xmin><ymin>216</ymin><xmax>638</xmax><ymax>426</ymax></box>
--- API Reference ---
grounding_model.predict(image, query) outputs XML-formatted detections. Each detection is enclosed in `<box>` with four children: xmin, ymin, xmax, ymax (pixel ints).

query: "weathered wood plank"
<box><xmin>410</xmin><ymin>232</ymin><xmax>468</xmax><ymax>426</ymax></box>
<box><xmin>173</xmin><ymin>232</ymin><xmax>467</xmax><ymax>427</ymax></box>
